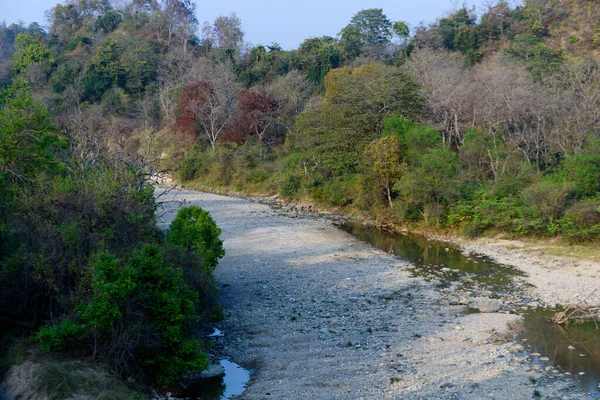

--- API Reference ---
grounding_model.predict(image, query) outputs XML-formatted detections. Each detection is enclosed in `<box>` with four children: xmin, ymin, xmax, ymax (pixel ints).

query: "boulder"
<box><xmin>475</xmin><ymin>298</ymin><xmax>502</xmax><ymax>313</ymax></box>
<box><xmin>200</xmin><ymin>364</ymin><xmax>226</xmax><ymax>379</ymax></box>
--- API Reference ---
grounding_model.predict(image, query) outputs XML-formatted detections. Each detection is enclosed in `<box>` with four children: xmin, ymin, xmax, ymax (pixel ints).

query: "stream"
<box><xmin>338</xmin><ymin>221</ymin><xmax>600</xmax><ymax>396</ymax></box>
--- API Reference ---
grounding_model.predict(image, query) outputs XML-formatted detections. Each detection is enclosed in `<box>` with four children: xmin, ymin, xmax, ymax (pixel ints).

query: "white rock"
<box><xmin>476</xmin><ymin>298</ymin><xmax>502</xmax><ymax>313</ymax></box>
<box><xmin>200</xmin><ymin>364</ymin><xmax>226</xmax><ymax>379</ymax></box>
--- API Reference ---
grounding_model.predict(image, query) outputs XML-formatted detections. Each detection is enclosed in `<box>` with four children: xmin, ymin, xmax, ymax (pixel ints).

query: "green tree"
<box><xmin>165</xmin><ymin>206</ymin><xmax>225</xmax><ymax>270</ymax></box>
<box><xmin>341</xmin><ymin>8</ymin><xmax>393</xmax><ymax>47</ymax></box>
<box><xmin>362</xmin><ymin>135</ymin><xmax>407</xmax><ymax>209</ymax></box>
<box><xmin>82</xmin><ymin>40</ymin><xmax>124</xmax><ymax>100</ymax></box>
<box><xmin>11</xmin><ymin>33</ymin><xmax>54</xmax><ymax>75</ymax></box>
<box><xmin>297</xmin><ymin>64</ymin><xmax>423</xmax><ymax>175</ymax></box>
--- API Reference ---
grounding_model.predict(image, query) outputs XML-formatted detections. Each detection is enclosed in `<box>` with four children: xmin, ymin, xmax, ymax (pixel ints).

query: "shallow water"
<box><xmin>337</xmin><ymin>221</ymin><xmax>600</xmax><ymax>396</ymax></box>
<box><xmin>519</xmin><ymin>311</ymin><xmax>600</xmax><ymax>395</ymax></box>
<box><xmin>337</xmin><ymin>222</ymin><xmax>526</xmax><ymax>293</ymax></box>
<box><xmin>181</xmin><ymin>359</ymin><xmax>251</xmax><ymax>400</ymax></box>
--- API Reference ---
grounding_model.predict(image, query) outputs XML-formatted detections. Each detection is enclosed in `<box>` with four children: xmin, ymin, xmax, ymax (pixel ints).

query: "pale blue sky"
<box><xmin>1</xmin><ymin>0</ymin><xmax>487</xmax><ymax>49</ymax></box>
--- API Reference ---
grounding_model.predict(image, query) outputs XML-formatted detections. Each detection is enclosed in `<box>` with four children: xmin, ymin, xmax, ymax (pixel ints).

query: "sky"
<box><xmin>0</xmin><ymin>0</ymin><xmax>487</xmax><ymax>50</ymax></box>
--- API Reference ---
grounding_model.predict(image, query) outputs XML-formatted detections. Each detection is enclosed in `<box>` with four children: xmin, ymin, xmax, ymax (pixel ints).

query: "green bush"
<box><xmin>521</xmin><ymin>179</ymin><xmax>575</xmax><ymax>233</ymax></box>
<box><xmin>165</xmin><ymin>206</ymin><xmax>225</xmax><ymax>270</ymax></box>
<box><xmin>556</xmin><ymin>200</ymin><xmax>600</xmax><ymax>243</ymax></box>
<box><xmin>178</xmin><ymin>150</ymin><xmax>206</xmax><ymax>181</ymax></box>
<box><xmin>280</xmin><ymin>174</ymin><xmax>302</xmax><ymax>198</ymax></box>
<box><xmin>37</xmin><ymin>321</ymin><xmax>87</xmax><ymax>352</ymax></box>
<box><xmin>309</xmin><ymin>175</ymin><xmax>356</xmax><ymax>206</ymax></box>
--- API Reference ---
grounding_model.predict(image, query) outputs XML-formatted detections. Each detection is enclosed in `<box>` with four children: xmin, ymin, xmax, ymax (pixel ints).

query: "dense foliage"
<box><xmin>0</xmin><ymin>0</ymin><xmax>598</xmax><ymax>245</ymax></box>
<box><xmin>0</xmin><ymin>82</ymin><xmax>224</xmax><ymax>387</ymax></box>
<box><xmin>2</xmin><ymin>0</ymin><xmax>600</xmax><ymax>393</ymax></box>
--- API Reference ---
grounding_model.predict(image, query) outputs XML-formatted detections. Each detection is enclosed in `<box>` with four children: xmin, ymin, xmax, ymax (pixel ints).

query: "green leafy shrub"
<box><xmin>280</xmin><ymin>174</ymin><xmax>302</xmax><ymax>198</ymax></box>
<box><xmin>165</xmin><ymin>206</ymin><xmax>225</xmax><ymax>270</ymax></box>
<box><xmin>556</xmin><ymin>200</ymin><xmax>600</xmax><ymax>243</ymax></box>
<box><xmin>521</xmin><ymin>180</ymin><xmax>575</xmax><ymax>234</ymax></box>
<box><xmin>37</xmin><ymin>321</ymin><xmax>87</xmax><ymax>352</ymax></box>
<box><xmin>178</xmin><ymin>150</ymin><xmax>206</xmax><ymax>181</ymax></box>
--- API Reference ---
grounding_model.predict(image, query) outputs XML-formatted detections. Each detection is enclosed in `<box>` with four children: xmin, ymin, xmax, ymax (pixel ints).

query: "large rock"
<box><xmin>200</xmin><ymin>364</ymin><xmax>225</xmax><ymax>379</ymax></box>
<box><xmin>475</xmin><ymin>298</ymin><xmax>502</xmax><ymax>313</ymax></box>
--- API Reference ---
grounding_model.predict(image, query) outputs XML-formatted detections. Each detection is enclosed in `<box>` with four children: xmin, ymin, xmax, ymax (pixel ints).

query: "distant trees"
<box><xmin>340</xmin><ymin>9</ymin><xmax>393</xmax><ymax>50</ymax></box>
<box><xmin>296</xmin><ymin>63</ymin><xmax>423</xmax><ymax>174</ymax></box>
<box><xmin>175</xmin><ymin>58</ymin><xmax>240</xmax><ymax>148</ymax></box>
<box><xmin>11</xmin><ymin>34</ymin><xmax>54</xmax><ymax>76</ymax></box>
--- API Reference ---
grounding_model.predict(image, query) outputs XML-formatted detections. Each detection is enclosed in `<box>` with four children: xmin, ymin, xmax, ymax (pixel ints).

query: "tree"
<box><xmin>395</xmin><ymin>148</ymin><xmax>460</xmax><ymax>224</ymax></box>
<box><xmin>176</xmin><ymin>81</ymin><xmax>233</xmax><ymax>149</ymax></box>
<box><xmin>223</xmin><ymin>88</ymin><xmax>280</xmax><ymax>153</ymax></box>
<box><xmin>341</xmin><ymin>8</ymin><xmax>393</xmax><ymax>48</ymax></box>
<box><xmin>296</xmin><ymin>63</ymin><xmax>423</xmax><ymax>175</ymax></box>
<box><xmin>297</xmin><ymin>36</ymin><xmax>341</xmax><ymax>87</ymax></box>
<box><xmin>212</xmin><ymin>13</ymin><xmax>244</xmax><ymax>57</ymax></box>
<box><xmin>165</xmin><ymin>205</ymin><xmax>225</xmax><ymax>270</ymax></box>
<box><xmin>11</xmin><ymin>33</ymin><xmax>54</xmax><ymax>75</ymax></box>
<box><xmin>265</xmin><ymin>70</ymin><xmax>314</xmax><ymax>135</ymax></box>
<box><xmin>393</xmin><ymin>21</ymin><xmax>410</xmax><ymax>40</ymax></box>
<box><xmin>175</xmin><ymin>58</ymin><xmax>240</xmax><ymax>149</ymax></box>
<box><xmin>363</xmin><ymin>135</ymin><xmax>406</xmax><ymax>209</ymax></box>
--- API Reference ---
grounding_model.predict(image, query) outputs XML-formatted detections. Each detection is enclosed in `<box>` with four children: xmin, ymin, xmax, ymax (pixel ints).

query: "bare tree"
<box><xmin>212</xmin><ymin>13</ymin><xmax>244</xmax><ymax>57</ymax></box>
<box><xmin>265</xmin><ymin>70</ymin><xmax>314</xmax><ymax>135</ymax></box>
<box><xmin>404</xmin><ymin>47</ymin><xmax>476</xmax><ymax>145</ymax></box>
<box><xmin>177</xmin><ymin>58</ymin><xmax>240</xmax><ymax>149</ymax></box>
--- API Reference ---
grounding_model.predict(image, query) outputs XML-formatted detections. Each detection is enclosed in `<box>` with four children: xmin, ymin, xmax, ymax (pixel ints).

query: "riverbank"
<box><xmin>156</xmin><ymin>186</ymin><xmax>597</xmax><ymax>399</ymax></box>
<box><xmin>176</xmin><ymin>182</ymin><xmax>600</xmax><ymax>308</ymax></box>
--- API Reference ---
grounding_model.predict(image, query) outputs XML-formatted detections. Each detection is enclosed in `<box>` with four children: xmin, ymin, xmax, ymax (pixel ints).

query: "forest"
<box><xmin>1</xmin><ymin>0</ymin><xmax>600</xmax><ymax>395</ymax></box>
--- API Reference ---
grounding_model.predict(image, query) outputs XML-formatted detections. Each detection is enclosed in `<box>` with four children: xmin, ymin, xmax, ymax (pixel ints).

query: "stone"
<box><xmin>440</xmin><ymin>382</ymin><xmax>455</xmax><ymax>389</ymax></box>
<box><xmin>476</xmin><ymin>298</ymin><xmax>502</xmax><ymax>313</ymax></box>
<box><xmin>200</xmin><ymin>364</ymin><xmax>226</xmax><ymax>379</ymax></box>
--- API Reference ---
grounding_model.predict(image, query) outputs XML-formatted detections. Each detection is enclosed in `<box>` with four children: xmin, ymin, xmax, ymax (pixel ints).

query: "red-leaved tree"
<box><xmin>222</xmin><ymin>88</ymin><xmax>280</xmax><ymax>152</ymax></box>
<box><xmin>175</xmin><ymin>81</ymin><xmax>235</xmax><ymax>149</ymax></box>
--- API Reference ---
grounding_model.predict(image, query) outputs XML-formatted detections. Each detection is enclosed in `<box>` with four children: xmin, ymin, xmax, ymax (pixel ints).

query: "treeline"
<box><xmin>1</xmin><ymin>0</ymin><xmax>600</xmax><ymax>251</ymax></box>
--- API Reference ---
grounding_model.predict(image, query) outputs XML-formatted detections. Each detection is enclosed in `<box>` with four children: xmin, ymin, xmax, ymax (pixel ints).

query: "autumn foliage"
<box><xmin>222</xmin><ymin>88</ymin><xmax>279</xmax><ymax>145</ymax></box>
<box><xmin>175</xmin><ymin>81</ymin><xmax>212</xmax><ymax>135</ymax></box>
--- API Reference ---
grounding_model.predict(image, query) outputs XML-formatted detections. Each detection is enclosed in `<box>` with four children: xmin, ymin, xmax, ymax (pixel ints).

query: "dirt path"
<box><xmin>157</xmin><ymin>188</ymin><xmax>593</xmax><ymax>400</ymax></box>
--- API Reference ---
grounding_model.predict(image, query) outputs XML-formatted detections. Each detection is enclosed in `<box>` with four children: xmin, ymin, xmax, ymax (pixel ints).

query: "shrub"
<box><xmin>280</xmin><ymin>174</ymin><xmax>302</xmax><ymax>199</ymax></box>
<box><xmin>178</xmin><ymin>150</ymin><xmax>206</xmax><ymax>181</ymax></box>
<box><xmin>521</xmin><ymin>180</ymin><xmax>575</xmax><ymax>233</ymax></box>
<box><xmin>165</xmin><ymin>206</ymin><xmax>225</xmax><ymax>270</ymax></box>
<box><xmin>37</xmin><ymin>320</ymin><xmax>87</xmax><ymax>352</ymax></box>
<box><xmin>556</xmin><ymin>200</ymin><xmax>600</xmax><ymax>243</ymax></box>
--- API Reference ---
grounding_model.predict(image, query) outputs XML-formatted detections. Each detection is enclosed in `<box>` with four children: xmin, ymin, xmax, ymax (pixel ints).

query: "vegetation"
<box><xmin>0</xmin><ymin>81</ymin><xmax>224</xmax><ymax>390</ymax></box>
<box><xmin>2</xmin><ymin>0</ymin><xmax>600</xmax><ymax>391</ymax></box>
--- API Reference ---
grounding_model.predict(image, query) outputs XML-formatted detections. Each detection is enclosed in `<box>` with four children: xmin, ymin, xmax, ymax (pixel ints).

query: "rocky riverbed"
<box><xmin>157</xmin><ymin>187</ymin><xmax>599</xmax><ymax>400</ymax></box>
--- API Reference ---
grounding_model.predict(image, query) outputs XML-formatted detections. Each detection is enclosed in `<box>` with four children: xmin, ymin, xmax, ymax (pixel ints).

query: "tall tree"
<box><xmin>212</xmin><ymin>13</ymin><xmax>244</xmax><ymax>57</ymax></box>
<box><xmin>340</xmin><ymin>8</ymin><xmax>393</xmax><ymax>50</ymax></box>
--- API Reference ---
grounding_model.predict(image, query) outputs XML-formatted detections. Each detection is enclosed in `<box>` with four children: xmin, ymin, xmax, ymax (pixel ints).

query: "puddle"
<box><xmin>337</xmin><ymin>221</ymin><xmax>600</xmax><ymax>396</ymax></box>
<box><xmin>337</xmin><ymin>222</ymin><xmax>526</xmax><ymax>293</ymax></box>
<box><xmin>518</xmin><ymin>311</ymin><xmax>600</xmax><ymax>396</ymax></box>
<box><xmin>181</xmin><ymin>359</ymin><xmax>251</xmax><ymax>400</ymax></box>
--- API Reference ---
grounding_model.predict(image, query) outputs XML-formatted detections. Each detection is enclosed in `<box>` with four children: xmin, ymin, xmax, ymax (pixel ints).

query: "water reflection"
<box><xmin>337</xmin><ymin>221</ymin><xmax>600</xmax><ymax>396</ymax></box>
<box><xmin>520</xmin><ymin>311</ymin><xmax>600</xmax><ymax>395</ymax></box>
<box><xmin>337</xmin><ymin>222</ymin><xmax>525</xmax><ymax>292</ymax></box>
<box><xmin>182</xmin><ymin>359</ymin><xmax>251</xmax><ymax>400</ymax></box>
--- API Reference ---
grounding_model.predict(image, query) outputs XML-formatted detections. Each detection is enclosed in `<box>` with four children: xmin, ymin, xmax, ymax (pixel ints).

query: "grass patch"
<box><xmin>38</xmin><ymin>361</ymin><xmax>143</xmax><ymax>400</ymax></box>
